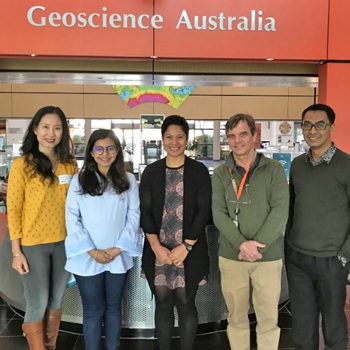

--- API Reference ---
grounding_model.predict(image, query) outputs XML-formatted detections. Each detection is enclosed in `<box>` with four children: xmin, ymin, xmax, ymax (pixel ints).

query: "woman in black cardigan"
<box><xmin>140</xmin><ymin>115</ymin><xmax>211</xmax><ymax>350</ymax></box>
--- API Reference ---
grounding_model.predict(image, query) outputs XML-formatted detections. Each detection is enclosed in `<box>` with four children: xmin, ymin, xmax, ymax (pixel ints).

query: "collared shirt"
<box><xmin>232</xmin><ymin>152</ymin><xmax>262</xmax><ymax>179</ymax></box>
<box><xmin>305</xmin><ymin>143</ymin><xmax>337</xmax><ymax>166</ymax></box>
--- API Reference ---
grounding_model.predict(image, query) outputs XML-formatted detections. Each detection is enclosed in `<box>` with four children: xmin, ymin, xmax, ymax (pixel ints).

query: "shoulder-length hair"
<box><xmin>21</xmin><ymin>106</ymin><xmax>75</xmax><ymax>184</ymax></box>
<box><xmin>79</xmin><ymin>129</ymin><xmax>130</xmax><ymax>196</ymax></box>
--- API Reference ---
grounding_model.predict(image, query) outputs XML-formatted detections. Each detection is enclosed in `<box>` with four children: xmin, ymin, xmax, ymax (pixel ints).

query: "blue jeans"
<box><xmin>75</xmin><ymin>271</ymin><xmax>128</xmax><ymax>350</ymax></box>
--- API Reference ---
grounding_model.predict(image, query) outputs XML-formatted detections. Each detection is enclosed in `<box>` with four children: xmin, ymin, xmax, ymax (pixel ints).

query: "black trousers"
<box><xmin>285</xmin><ymin>244</ymin><xmax>348</xmax><ymax>350</ymax></box>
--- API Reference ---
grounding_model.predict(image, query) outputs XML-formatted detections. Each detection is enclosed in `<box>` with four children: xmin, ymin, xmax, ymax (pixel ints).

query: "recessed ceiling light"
<box><xmin>266</xmin><ymin>58</ymin><xmax>274</xmax><ymax>61</ymax></box>
<box><xmin>30</xmin><ymin>54</ymin><xmax>36</xmax><ymax>57</ymax></box>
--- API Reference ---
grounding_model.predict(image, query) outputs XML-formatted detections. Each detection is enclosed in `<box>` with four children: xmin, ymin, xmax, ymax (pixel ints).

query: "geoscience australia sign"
<box><xmin>0</xmin><ymin>0</ymin><xmax>328</xmax><ymax>60</ymax></box>
<box><xmin>27</xmin><ymin>7</ymin><xmax>276</xmax><ymax>32</ymax></box>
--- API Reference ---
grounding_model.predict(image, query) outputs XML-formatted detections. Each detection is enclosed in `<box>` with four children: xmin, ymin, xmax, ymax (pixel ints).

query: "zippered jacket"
<box><xmin>212</xmin><ymin>152</ymin><xmax>289</xmax><ymax>261</ymax></box>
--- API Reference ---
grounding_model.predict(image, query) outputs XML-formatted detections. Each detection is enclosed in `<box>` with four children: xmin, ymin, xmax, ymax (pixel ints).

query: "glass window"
<box><xmin>70</xmin><ymin>118</ymin><xmax>219</xmax><ymax>166</ymax></box>
<box><xmin>91</xmin><ymin>119</ymin><xmax>113</xmax><ymax>129</ymax></box>
<box><xmin>194</xmin><ymin>121</ymin><xmax>214</xmax><ymax>129</ymax></box>
<box><xmin>68</xmin><ymin>119</ymin><xmax>85</xmax><ymax>157</ymax></box>
<box><xmin>294</xmin><ymin>122</ymin><xmax>303</xmax><ymax>143</ymax></box>
<box><xmin>187</xmin><ymin>120</ymin><xmax>214</xmax><ymax>159</ymax></box>
<box><xmin>110</xmin><ymin>119</ymin><xmax>140</xmax><ymax>172</ymax></box>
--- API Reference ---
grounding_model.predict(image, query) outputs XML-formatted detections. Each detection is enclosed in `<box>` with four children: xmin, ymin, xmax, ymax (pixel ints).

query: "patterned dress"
<box><xmin>154</xmin><ymin>166</ymin><xmax>185</xmax><ymax>289</ymax></box>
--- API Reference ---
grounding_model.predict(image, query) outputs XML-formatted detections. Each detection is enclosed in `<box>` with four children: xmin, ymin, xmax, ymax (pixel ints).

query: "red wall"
<box><xmin>319</xmin><ymin>63</ymin><xmax>350</xmax><ymax>153</ymax></box>
<box><xmin>154</xmin><ymin>0</ymin><xmax>329</xmax><ymax>60</ymax></box>
<box><xmin>328</xmin><ymin>0</ymin><xmax>350</xmax><ymax>60</ymax></box>
<box><xmin>0</xmin><ymin>0</ymin><xmax>349</xmax><ymax>62</ymax></box>
<box><xmin>0</xmin><ymin>0</ymin><xmax>329</xmax><ymax>60</ymax></box>
<box><xmin>318</xmin><ymin>0</ymin><xmax>350</xmax><ymax>153</ymax></box>
<box><xmin>0</xmin><ymin>0</ymin><xmax>154</xmax><ymax>57</ymax></box>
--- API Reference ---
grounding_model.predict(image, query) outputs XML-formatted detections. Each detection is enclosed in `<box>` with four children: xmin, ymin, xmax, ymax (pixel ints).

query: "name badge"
<box><xmin>58</xmin><ymin>175</ymin><xmax>72</xmax><ymax>185</ymax></box>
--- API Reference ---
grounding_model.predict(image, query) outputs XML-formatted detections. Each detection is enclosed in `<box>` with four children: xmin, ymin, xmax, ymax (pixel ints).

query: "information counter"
<box><xmin>0</xmin><ymin>225</ymin><xmax>289</xmax><ymax>333</ymax></box>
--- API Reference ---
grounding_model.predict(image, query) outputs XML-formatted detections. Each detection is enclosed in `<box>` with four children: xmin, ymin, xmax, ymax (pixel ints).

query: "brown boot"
<box><xmin>44</xmin><ymin>309</ymin><xmax>62</xmax><ymax>350</ymax></box>
<box><xmin>22</xmin><ymin>320</ymin><xmax>45</xmax><ymax>350</ymax></box>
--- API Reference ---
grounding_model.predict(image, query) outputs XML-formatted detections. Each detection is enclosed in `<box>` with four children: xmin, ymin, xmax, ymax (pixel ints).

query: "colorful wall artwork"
<box><xmin>113</xmin><ymin>85</ymin><xmax>196</xmax><ymax>109</ymax></box>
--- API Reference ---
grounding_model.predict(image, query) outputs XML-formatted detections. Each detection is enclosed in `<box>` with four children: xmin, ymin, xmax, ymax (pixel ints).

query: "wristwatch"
<box><xmin>183</xmin><ymin>241</ymin><xmax>193</xmax><ymax>252</ymax></box>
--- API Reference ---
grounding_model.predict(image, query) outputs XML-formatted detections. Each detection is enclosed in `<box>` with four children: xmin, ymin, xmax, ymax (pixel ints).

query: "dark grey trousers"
<box><xmin>21</xmin><ymin>241</ymin><xmax>70</xmax><ymax>323</ymax></box>
<box><xmin>286</xmin><ymin>244</ymin><xmax>348</xmax><ymax>350</ymax></box>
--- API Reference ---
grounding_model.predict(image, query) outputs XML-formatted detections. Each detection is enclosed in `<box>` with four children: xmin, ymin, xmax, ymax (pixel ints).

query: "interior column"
<box><xmin>318</xmin><ymin>63</ymin><xmax>350</xmax><ymax>153</ymax></box>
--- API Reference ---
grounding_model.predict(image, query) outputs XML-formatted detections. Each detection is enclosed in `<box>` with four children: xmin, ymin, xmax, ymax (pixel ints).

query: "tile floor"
<box><xmin>0</xmin><ymin>296</ymin><xmax>291</xmax><ymax>350</ymax></box>
<box><xmin>1</xmin><ymin>288</ymin><xmax>350</xmax><ymax>350</ymax></box>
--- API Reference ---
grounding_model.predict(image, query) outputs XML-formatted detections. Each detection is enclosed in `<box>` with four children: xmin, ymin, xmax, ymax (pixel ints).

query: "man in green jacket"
<box><xmin>212</xmin><ymin>113</ymin><xmax>289</xmax><ymax>350</ymax></box>
<box><xmin>286</xmin><ymin>103</ymin><xmax>350</xmax><ymax>350</ymax></box>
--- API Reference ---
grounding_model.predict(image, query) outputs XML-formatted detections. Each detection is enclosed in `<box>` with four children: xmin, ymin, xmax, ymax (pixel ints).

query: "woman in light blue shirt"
<box><xmin>65</xmin><ymin>129</ymin><xmax>142</xmax><ymax>350</ymax></box>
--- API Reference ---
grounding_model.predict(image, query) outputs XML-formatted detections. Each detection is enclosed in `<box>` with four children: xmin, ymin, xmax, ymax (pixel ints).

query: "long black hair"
<box><xmin>79</xmin><ymin>129</ymin><xmax>130</xmax><ymax>196</ymax></box>
<box><xmin>22</xmin><ymin>106</ymin><xmax>75</xmax><ymax>184</ymax></box>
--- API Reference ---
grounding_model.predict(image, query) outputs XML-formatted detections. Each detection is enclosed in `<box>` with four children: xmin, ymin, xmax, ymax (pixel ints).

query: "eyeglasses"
<box><xmin>226</xmin><ymin>183</ymin><xmax>252</xmax><ymax>205</ymax></box>
<box><xmin>301</xmin><ymin>121</ymin><xmax>332</xmax><ymax>131</ymax></box>
<box><xmin>93</xmin><ymin>145</ymin><xmax>117</xmax><ymax>155</ymax></box>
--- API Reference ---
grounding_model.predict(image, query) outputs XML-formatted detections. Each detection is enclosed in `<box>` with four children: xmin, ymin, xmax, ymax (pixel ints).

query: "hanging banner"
<box><xmin>113</xmin><ymin>85</ymin><xmax>195</xmax><ymax>109</ymax></box>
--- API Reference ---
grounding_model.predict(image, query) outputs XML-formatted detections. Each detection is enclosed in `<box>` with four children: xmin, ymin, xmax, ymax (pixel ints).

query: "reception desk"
<box><xmin>0</xmin><ymin>225</ymin><xmax>289</xmax><ymax>332</ymax></box>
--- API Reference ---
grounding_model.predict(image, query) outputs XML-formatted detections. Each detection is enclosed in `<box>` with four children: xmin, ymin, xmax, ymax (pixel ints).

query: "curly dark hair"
<box><xmin>21</xmin><ymin>106</ymin><xmax>75</xmax><ymax>184</ymax></box>
<box><xmin>78</xmin><ymin>129</ymin><xmax>130</xmax><ymax>196</ymax></box>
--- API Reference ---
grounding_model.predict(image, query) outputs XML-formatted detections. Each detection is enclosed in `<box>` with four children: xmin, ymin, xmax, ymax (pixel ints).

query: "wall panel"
<box><xmin>222</xmin><ymin>96</ymin><xmax>288</xmax><ymax>120</ymax></box>
<box><xmin>288</xmin><ymin>87</ymin><xmax>315</xmax><ymax>96</ymax></box>
<box><xmin>12</xmin><ymin>84</ymin><xmax>84</xmax><ymax>93</ymax></box>
<box><xmin>288</xmin><ymin>96</ymin><xmax>315</xmax><ymax>120</ymax></box>
<box><xmin>83</xmin><ymin>85</ymin><xmax>116</xmax><ymax>94</ymax></box>
<box><xmin>2</xmin><ymin>84</ymin><xmax>318</xmax><ymax>120</ymax></box>
<box><xmin>0</xmin><ymin>94</ymin><xmax>12</xmax><ymax>117</ymax></box>
<box><xmin>222</xmin><ymin>87</ymin><xmax>289</xmax><ymax>96</ymax></box>
<box><xmin>84</xmin><ymin>94</ymin><xmax>153</xmax><ymax>119</ymax></box>
<box><xmin>12</xmin><ymin>93</ymin><xmax>84</xmax><ymax>118</ymax></box>
<box><xmin>154</xmin><ymin>96</ymin><xmax>221</xmax><ymax>120</ymax></box>
<box><xmin>0</xmin><ymin>84</ymin><xmax>11</xmax><ymax>92</ymax></box>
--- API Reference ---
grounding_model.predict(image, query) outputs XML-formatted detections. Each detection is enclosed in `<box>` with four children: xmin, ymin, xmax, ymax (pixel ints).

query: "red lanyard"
<box><xmin>236</xmin><ymin>170</ymin><xmax>249</xmax><ymax>200</ymax></box>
